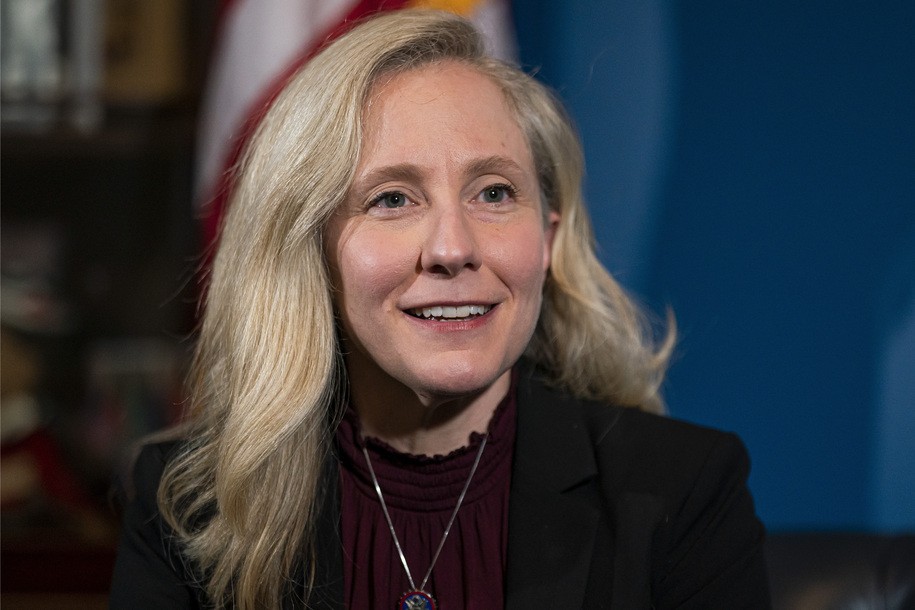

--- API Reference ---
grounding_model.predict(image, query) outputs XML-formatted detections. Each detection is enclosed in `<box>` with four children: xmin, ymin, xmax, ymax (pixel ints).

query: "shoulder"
<box><xmin>120</xmin><ymin>440</ymin><xmax>183</xmax><ymax>507</ymax></box>
<box><xmin>517</xmin><ymin>360</ymin><xmax>750</xmax><ymax>498</ymax></box>
<box><xmin>519</xmin><ymin>362</ymin><xmax>747</xmax><ymax>482</ymax></box>
<box><xmin>591</xmin><ymin>402</ymin><xmax>751</xmax><ymax>501</ymax></box>
<box><xmin>515</xmin><ymin>363</ymin><xmax>769</xmax><ymax>607</ymax></box>
<box><xmin>111</xmin><ymin>439</ymin><xmax>205</xmax><ymax>609</ymax></box>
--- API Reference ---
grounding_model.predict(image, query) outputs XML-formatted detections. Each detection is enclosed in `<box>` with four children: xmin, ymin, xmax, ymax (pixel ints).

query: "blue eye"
<box><xmin>372</xmin><ymin>191</ymin><xmax>409</xmax><ymax>209</ymax></box>
<box><xmin>479</xmin><ymin>184</ymin><xmax>515</xmax><ymax>203</ymax></box>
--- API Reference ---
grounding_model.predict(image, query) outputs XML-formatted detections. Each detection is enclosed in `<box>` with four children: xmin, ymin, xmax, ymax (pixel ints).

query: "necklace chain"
<box><xmin>361</xmin><ymin>434</ymin><xmax>488</xmax><ymax>593</ymax></box>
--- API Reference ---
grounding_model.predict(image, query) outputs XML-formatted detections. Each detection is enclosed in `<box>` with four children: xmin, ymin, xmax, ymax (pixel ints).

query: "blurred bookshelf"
<box><xmin>1</xmin><ymin>0</ymin><xmax>216</xmax><ymax>605</ymax></box>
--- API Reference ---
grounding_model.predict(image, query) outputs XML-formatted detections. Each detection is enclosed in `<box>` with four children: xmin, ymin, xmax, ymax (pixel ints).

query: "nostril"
<box><xmin>426</xmin><ymin>263</ymin><xmax>452</xmax><ymax>276</ymax></box>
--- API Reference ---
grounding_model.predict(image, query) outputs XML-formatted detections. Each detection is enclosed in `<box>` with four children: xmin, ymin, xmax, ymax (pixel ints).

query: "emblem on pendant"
<box><xmin>398</xmin><ymin>590</ymin><xmax>437</xmax><ymax>610</ymax></box>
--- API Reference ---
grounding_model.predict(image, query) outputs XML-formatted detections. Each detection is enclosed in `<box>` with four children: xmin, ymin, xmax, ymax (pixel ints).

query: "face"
<box><xmin>325</xmin><ymin>62</ymin><xmax>558</xmax><ymax>405</ymax></box>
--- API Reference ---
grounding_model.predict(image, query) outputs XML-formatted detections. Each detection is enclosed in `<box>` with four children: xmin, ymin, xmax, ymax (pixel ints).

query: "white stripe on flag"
<box><xmin>468</xmin><ymin>0</ymin><xmax>517</xmax><ymax>62</ymax></box>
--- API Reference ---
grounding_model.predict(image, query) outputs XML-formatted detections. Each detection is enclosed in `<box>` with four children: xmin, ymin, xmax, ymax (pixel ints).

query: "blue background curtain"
<box><xmin>512</xmin><ymin>0</ymin><xmax>915</xmax><ymax>531</ymax></box>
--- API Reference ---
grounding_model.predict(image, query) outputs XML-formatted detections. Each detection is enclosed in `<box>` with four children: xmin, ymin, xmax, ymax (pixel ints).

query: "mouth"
<box><xmin>407</xmin><ymin>304</ymin><xmax>493</xmax><ymax>321</ymax></box>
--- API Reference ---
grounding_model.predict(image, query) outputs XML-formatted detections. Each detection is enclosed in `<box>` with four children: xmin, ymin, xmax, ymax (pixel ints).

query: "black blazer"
<box><xmin>111</xmin><ymin>363</ymin><xmax>770</xmax><ymax>608</ymax></box>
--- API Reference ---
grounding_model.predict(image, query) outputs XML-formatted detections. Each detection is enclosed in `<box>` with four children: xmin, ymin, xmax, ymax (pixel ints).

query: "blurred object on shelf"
<box><xmin>0</xmin><ymin>222</ymin><xmax>112</xmax><ymax>544</ymax></box>
<box><xmin>1</xmin><ymin>0</ymin><xmax>190</xmax><ymax>131</ymax></box>
<box><xmin>1</xmin><ymin>0</ymin><xmax>103</xmax><ymax>131</ymax></box>
<box><xmin>0</xmin><ymin>224</ymin><xmax>175</xmax><ymax>545</ymax></box>
<box><xmin>70</xmin><ymin>0</ymin><xmax>104</xmax><ymax>130</ymax></box>
<box><xmin>1</xmin><ymin>326</ymin><xmax>115</xmax><ymax>547</ymax></box>
<box><xmin>80</xmin><ymin>337</ymin><xmax>187</xmax><ymax>485</ymax></box>
<box><xmin>0</xmin><ymin>0</ymin><xmax>63</xmax><ymax>126</ymax></box>
<box><xmin>103</xmin><ymin>0</ymin><xmax>187</xmax><ymax>105</ymax></box>
<box><xmin>0</xmin><ymin>222</ymin><xmax>73</xmax><ymax>335</ymax></box>
<box><xmin>0</xmin><ymin>222</ymin><xmax>105</xmax><ymax>541</ymax></box>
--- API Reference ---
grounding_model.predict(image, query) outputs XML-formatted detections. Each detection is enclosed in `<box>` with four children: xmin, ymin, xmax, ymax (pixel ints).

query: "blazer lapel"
<box><xmin>504</xmin><ymin>365</ymin><xmax>609</xmax><ymax>608</ymax></box>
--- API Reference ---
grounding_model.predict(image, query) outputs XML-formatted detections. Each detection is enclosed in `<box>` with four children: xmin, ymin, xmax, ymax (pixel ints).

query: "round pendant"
<box><xmin>398</xmin><ymin>590</ymin><xmax>437</xmax><ymax>610</ymax></box>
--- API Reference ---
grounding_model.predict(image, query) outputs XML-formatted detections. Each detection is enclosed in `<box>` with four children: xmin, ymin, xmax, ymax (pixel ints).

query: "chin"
<box><xmin>407</xmin><ymin>358</ymin><xmax>508</xmax><ymax>400</ymax></box>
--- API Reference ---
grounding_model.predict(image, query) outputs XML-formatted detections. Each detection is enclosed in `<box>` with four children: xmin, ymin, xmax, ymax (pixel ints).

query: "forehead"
<box><xmin>359</xmin><ymin>61</ymin><xmax>532</xmax><ymax>167</ymax></box>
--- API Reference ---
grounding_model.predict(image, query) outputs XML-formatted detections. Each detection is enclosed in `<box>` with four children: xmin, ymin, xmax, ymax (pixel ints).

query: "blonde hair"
<box><xmin>159</xmin><ymin>9</ymin><xmax>674</xmax><ymax>608</ymax></box>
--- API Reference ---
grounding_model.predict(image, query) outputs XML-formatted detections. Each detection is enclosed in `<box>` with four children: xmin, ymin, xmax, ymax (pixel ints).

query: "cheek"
<box><xmin>492</xmin><ymin>227</ymin><xmax>550</xmax><ymax>289</ymax></box>
<box><xmin>335</xmin><ymin>232</ymin><xmax>414</xmax><ymax>310</ymax></box>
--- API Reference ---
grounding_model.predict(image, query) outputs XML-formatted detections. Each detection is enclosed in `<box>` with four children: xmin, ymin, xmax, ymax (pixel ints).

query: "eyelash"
<box><xmin>367</xmin><ymin>182</ymin><xmax>519</xmax><ymax>210</ymax></box>
<box><xmin>478</xmin><ymin>183</ymin><xmax>518</xmax><ymax>203</ymax></box>
<box><xmin>369</xmin><ymin>191</ymin><xmax>410</xmax><ymax>209</ymax></box>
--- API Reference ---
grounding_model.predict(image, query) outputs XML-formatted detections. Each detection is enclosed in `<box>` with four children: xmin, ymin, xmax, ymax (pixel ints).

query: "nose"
<box><xmin>420</xmin><ymin>204</ymin><xmax>481</xmax><ymax>276</ymax></box>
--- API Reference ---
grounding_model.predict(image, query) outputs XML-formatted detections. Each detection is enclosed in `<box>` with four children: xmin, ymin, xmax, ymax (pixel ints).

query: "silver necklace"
<box><xmin>361</xmin><ymin>434</ymin><xmax>488</xmax><ymax>610</ymax></box>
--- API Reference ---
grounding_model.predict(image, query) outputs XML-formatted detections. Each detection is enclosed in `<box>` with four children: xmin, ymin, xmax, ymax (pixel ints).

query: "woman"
<box><xmin>111</xmin><ymin>10</ymin><xmax>769</xmax><ymax>609</ymax></box>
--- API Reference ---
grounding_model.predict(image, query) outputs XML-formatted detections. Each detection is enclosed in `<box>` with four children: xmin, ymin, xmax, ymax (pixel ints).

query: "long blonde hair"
<box><xmin>160</xmin><ymin>9</ymin><xmax>674</xmax><ymax>608</ymax></box>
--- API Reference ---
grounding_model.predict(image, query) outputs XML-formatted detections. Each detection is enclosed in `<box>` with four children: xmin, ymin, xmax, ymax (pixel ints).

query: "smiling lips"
<box><xmin>409</xmin><ymin>304</ymin><xmax>493</xmax><ymax>320</ymax></box>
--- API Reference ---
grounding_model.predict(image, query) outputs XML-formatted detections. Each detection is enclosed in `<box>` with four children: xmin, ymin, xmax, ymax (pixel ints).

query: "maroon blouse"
<box><xmin>336</xmin><ymin>381</ymin><xmax>517</xmax><ymax>609</ymax></box>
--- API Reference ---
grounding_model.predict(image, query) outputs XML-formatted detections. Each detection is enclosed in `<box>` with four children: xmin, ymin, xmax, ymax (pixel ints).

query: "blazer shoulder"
<box><xmin>517</xmin><ymin>361</ymin><xmax>747</xmax><ymax>486</ymax></box>
<box><xmin>584</xmin><ymin>400</ymin><xmax>752</xmax><ymax>499</ymax></box>
<box><xmin>118</xmin><ymin>439</ymin><xmax>183</xmax><ymax>506</ymax></box>
<box><xmin>515</xmin><ymin>363</ymin><xmax>769</xmax><ymax>607</ymax></box>
<box><xmin>518</xmin><ymin>362</ymin><xmax>752</xmax><ymax>505</ymax></box>
<box><xmin>110</xmin><ymin>439</ymin><xmax>205</xmax><ymax>609</ymax></box>
<box><xmin>577</xmin><ymin>398</ymin><xmax>768</xmax><ymax>607</ymax></box>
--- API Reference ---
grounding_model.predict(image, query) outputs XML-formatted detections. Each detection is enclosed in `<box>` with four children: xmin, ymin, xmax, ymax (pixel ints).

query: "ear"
<box><xmin>542</xmin><ymin>210</ymin><xmax>561</xmax><ymax>272</ymax></box>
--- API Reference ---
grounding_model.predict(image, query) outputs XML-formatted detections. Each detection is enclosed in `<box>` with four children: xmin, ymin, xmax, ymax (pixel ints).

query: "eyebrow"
<box><xmin>463</xmin><ymin>155</ymin><xmax>528</xmax><ymax>180</ymax></box>
<box><xmin>352</xmin><ymin>163</ymin><xmax>425</xmax><ymax>195</ymax></box>
<box><xmin>352</xmin><ymin>155</ymin><xmax>529</xmax><ymax>195</ymax></box>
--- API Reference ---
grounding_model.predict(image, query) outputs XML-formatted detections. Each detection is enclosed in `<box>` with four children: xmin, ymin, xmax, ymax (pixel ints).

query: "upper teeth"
<box><xmin>412</xmin><ymin>305</ymin><xmax>491</xmax><ymax>319</ymax></box>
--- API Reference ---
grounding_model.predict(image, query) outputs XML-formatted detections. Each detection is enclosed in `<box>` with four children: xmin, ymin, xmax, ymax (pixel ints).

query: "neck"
<box><xmin>347</xmin><ymin>365</ymin><xmax>511</xmax><ymax>456</ymax></box>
